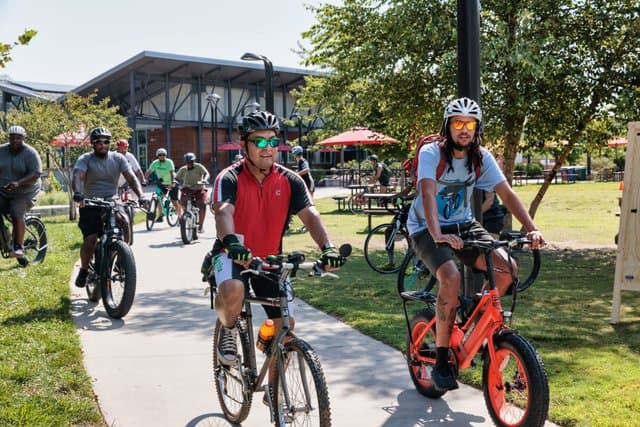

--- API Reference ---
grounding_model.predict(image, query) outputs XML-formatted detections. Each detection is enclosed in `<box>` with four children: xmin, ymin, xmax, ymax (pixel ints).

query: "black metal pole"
<box><xmin>213</xmin><ymin>105</ymin><xmax>219</xmax><ymax>177</ymax></box>
<box><xmin>264</xmin><ymin>59</ymin><xmax>274</xmax><ymax>113</ymax></box>
<box><xmin>458</xmin><ymin>0</ymin><xmax>483</xmax><ymax>296</ymax></box>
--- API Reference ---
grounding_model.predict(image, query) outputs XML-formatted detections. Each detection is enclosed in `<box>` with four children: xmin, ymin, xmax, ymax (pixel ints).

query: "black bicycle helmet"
<box><xmin>184</xmin><ymin>152</ymin><xmax>196</xmax><ymax>162</ymax></box>
<box><xmin>238</xmin><ymin>111</ymin><xmax>280</xmax><ymax>139</ymax></box>
<box><xmin>90</xmin><ymin>127</ymin><xmax>112</xmax><ymax>142</ymax></box>
<box><xmin>368</xmin><ymin>154</ymin><xmax>379</xmax><ymax>162</ymax></box>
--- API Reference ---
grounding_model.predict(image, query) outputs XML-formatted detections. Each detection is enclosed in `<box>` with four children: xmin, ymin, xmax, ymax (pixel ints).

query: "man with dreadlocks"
<box><xmin>406</xmin><ymin>97</ymin><xmax>545</xmax><ymax>391</ymax></box>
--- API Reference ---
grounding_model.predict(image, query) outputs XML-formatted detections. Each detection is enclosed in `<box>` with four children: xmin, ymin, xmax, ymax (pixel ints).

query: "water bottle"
<box><xmin>256</xmin><ymin>319</ymin><xmax>275</xmax><ymax>352</ymax></box>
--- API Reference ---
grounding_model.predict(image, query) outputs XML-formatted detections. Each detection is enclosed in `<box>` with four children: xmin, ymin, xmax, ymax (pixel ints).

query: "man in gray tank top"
<box><xmin>72</xmin><ymin>127</ymin><xmax>146</xmax><ymax>288</ymax></box>
<box><xmin>0</xmin><ymin>125</ymin><xmax>42</xmax><ymax>259</ymax></box>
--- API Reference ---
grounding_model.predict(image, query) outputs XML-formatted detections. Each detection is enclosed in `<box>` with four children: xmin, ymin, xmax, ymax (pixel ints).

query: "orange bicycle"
<box><xmin>400</xmin><ymin>236</ymin><xmax>549</xmax><ymax>427</ymax></box>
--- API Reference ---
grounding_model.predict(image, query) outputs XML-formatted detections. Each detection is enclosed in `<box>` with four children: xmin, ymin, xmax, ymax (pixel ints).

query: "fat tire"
<box><xmin>100</xmin><ymin>240</ymin><xmax>136</xmax><ymax>318</ymax></box>
<box><xmin>23</xmin><ymin>216</ymin><xmax>47</xmax><ymax>265</ymax></box>
<box><xmin>273</xmin><ymin>338</ymin><xmax>331</xmax><ymax>427</ymax></box>
<box><xmin>180</xmin><ymin>213</ymin><xmax>194</xmax><ymax>244</ymax></box>
<box><xmin>406</xmin><ymin>308</ymin><xmax>446</xmax><ymax>399</ymax></box>
<box><xmin>397</xmin><ymin>249</ymin><xmax>437</xmax><ymax>296</ymax></box>
<box><xmin>364</xmin><ymin>223</ymin><xmax>410</xmax><ymax>274</ymax></box>
<box><xmin>115</xmin><ymin>209</ymin><xmax>133</xmax><ymax>246</ymax></box>
<box><xmin>482</xmin><ymin>333</ymin><xmax>549</xmax><ymax>427</ymax></box>
<box><xmin>213</xmin><ymin>319</ymin><xmax>253</xmax><ymax>424</ymax></box>
<box><xmin>146</xmin><ymin>198</ymin><xmax>157</xmax><ymax>231</ymax></box>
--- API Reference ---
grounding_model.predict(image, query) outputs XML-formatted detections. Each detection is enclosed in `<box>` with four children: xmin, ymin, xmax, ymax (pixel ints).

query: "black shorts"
<box><xmin>78</xmin><ymin>206</ymin><xmax>104</xmax><ymax>238</ymax></box>
<box><xmin>411</xmin><ymin>220</ymin><xmax>493</xmax><ymax>274</ymax></box>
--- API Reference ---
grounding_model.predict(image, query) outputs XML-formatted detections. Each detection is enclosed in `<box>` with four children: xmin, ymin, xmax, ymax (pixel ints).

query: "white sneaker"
<box><xmin>11</xmin><ymin>247</ymin><xmax>24</xmax><ymax>258</ymax></box>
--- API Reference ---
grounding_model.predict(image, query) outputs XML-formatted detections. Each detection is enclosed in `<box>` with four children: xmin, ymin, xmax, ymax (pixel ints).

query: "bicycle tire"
<box><xmin>273</xmin><ymin>338</ymin><xmax>331</xmax><ymax>427</ymax></box>
<box><xmin>406</xmin><ymin>307</ymin><xmax>446</xmax><ymax>399</ymax></box>
<box><xmin>145</xmin><ymin>198</ymin><xmax>157</xmax><ymax>231</ymax></box>
<box><xmin>482</xmin><ymin>333</ymin><xmax>549</xmax><ymax>427</ymax></box>
<box><xmin>180</xmin><ymin>212</ymin><xmax>194</xmax><ymax>245</ymax></box>
<box><xmin>100</xmin><ymin>240</ymin><xmax>137</xmax><ymax>318</ymax></box>
<box><xmin>364</xmin><ymin>223</ymin><xmax>410</xmax><ymax>274</ymax></box>
<box><xmin>348</xmin><ymin>195</ymin><xmax>365</xmax><ymax>214</ymax></box>
<box><xmin>166</xmin><ymin>204</ymin><xmax>179</xmax><ymax>227</ymax></box>
<box><xmin>85</xmin><ymin>255</ymin><xmax>101</xmax><ymax>302</ymax></box>
<box><xmin>397</xmin><ymin>248</ymin><xmax>438</xmax><ymax>296</ymax></box>
<box><xmin>213</xmin><ymin>319</ymin><xmax>253</xmax><ymax>424</ymax></box>
<box><xmin>22</xmin><ymin>216</ymin><xmax>47</xmax><ymax>265</ymax></box>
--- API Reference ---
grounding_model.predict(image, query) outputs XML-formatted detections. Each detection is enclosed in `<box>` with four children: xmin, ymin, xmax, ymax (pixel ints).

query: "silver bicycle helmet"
<box><xmin>90</xmin><ymin>127</ymin><xmax>112</xmax><ymax>142</ymax></box>
<box><xmin>292</xmin><ymin>146</ymin><xmax>303</xmax><ymax>155</ymax></box>
<box><xmin>184</xmin><ymin>152</ymin><xmax>196</xmax><ymax>162</ymax></box>
<box><xmin>8</xmin><ymin>125</ymin><xmax>26</xmax><ymax>137</ymax></box>
<box><xmin>156</xmin><ymin>148</ymin><xmax>167</xmax><ymax>157</ymax></box>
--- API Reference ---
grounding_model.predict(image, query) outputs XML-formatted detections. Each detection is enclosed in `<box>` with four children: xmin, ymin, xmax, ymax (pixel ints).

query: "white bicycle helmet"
<box><xmin>443</xmin><ymin>97</ymin><xmax>482</xmax><ymax>122</ymax></box>
<box><xmin>8</xmin><ymin>125</ymin><xmax>26</xmax><ymax>137</ymax></box>
<box><xmin>156</xmin><ymin>148</ymin><xmax>167</xmax><ymax>157</ymax></box>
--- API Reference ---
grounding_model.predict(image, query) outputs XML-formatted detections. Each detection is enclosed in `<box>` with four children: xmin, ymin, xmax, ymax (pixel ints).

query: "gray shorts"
<box><xmin>410</xmin><ymin>220</ymin><xmax>492</xmax><ymax>274</ymax></box>
<box><xmin>0</xmin><ymin>191</ymin><xmax>38</xmax><ymax>219</ymax></box>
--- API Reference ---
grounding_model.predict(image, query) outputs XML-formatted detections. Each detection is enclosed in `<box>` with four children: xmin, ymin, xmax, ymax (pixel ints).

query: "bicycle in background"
<box><xmin>145</xmin><ymin>179</ymin><xmax>178</xmax><ymax>231</ymax></box>
<box><xmin>83</xmin><ymin>198</ymin><xmax>138</xmax><ymax>319</ymax></box>
<box><xmin>208</xmin><ymin>244</ymin><xmax>352</xmax><ymax>426</ymax></box>
<box><xmin>400</xmin><ymin>235</ymin><xmax>548</xmax><ymax>427</ymax></box>
<box><xmin>0</xmin><ymin>211</ymin><xmax>47</xmax><ymax>267</ymax></box>
<box><xmin>178</xmin><ymin>181</ymin><xmax>208</xmax><ymax>245</ymax></box>
<box><xmin>363</xmin><ymin>196</ymin><xmax>412</xmax><ymax>274</ymax></box>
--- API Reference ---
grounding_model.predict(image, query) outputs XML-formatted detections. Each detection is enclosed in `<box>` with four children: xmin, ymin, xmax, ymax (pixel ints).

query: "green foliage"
<box><xmin>525</xmin><ymin>162</ymin><xmax>543</xmax><ymax>176</ymax></box>
<box><xmin>0</xmin><ymin>29</ymin><xmax>37</xmax><ymax>68</ymax></box>
<box><xmin>0</xmin><ymin>218</ymin><xmax>103</xmax><ymax>425</ymax></box>
<box><xmin>591</xmin><ymin>156</ymin><xmax>616</xmax><ymax>173</ymax></box>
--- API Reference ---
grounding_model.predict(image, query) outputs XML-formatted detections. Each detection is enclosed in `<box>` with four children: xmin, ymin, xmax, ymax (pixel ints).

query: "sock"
<box><xmin>436</xmin><ymin>347</ymin><xmax>450</xmax><ymax>369</ymax></box>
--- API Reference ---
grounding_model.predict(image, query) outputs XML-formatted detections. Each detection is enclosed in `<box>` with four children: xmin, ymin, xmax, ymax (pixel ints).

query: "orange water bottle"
<box><xmin>256</xmin><ymin>319</ymin><xmax>275</xmax><ymax>352</ymax></box>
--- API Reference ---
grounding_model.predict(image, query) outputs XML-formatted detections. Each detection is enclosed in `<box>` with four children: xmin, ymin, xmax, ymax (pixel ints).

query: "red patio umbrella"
<box><xmin>217</xmin><ymin>141</ymin><xmax>242</xmax><ymax>151</ymax></box>
<box><xmin>316</xmin><ymin>127</ymin><xmax>398</xmax><ymax>146</ymax></box>
<box><xmin>50</xmin><ymin>130</ymin><xmax>90</xmax><ymax>147</ymax></box>
<box><xmin>607</xmin><ymin>137</ymin><xmax>627</xmax><ymax>148</ymax></box>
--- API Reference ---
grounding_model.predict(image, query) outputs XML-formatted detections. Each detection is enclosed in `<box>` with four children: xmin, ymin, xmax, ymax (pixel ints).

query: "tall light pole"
<box><xmin>241</xmin><ymin>52</ymin><xmax>273</xmax><ymax>113</ymax></box>
<box><xmin>206</xmin><ymin>92</ymin><xmax>221</xmax><ymax>177</ymax></box>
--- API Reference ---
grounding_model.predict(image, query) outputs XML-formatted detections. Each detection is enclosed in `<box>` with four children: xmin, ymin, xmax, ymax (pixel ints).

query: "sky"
<box><xmin>0</xmin><ymin>0</ymin><xmax>334</xmax><ymax>87</ymax></box>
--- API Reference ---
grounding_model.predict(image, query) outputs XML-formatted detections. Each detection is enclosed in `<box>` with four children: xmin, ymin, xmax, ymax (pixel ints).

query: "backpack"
<box><xmin>404</xmin><ymin>134</ymin><xmax>480</xmax><ymax>188</ymax></box>
<box><xmin>379</xmin><ymin>162</ymin><xmax>392</xmax><ymax>182</ymax></box>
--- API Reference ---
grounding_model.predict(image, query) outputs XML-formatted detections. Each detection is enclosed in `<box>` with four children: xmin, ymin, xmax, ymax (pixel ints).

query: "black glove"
<box><xmin>73</xmin><ymin>191</ymin><xmax>84</xmax><ymax>202</ymax></box>
<box><xmin>222</xmin><ymin>234</ymin><xmax>252</xmax><ymax>262</ymax></box>
<box><xmin>320</xmin><ymin>244</ymin><xmax>346</xmax><ymax>268</ymax></box>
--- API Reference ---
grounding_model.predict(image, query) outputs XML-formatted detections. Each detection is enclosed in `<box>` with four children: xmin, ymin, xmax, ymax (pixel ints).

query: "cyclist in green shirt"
<box><xmin>144</xmin><ymin>148</ymin><xmax>181</xmax><ymax>219</ymax></box>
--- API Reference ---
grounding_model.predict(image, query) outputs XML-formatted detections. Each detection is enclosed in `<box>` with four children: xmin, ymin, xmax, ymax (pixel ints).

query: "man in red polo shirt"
<box><xmin>208</xmin><ymin>110</ymin><xmax>345</xmax><ymax>369</ymax></box>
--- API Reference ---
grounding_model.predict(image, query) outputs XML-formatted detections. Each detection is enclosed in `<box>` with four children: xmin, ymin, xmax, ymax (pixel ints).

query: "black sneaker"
<box><xmin>75</xmin><ymin>268</ymin><xmax>89</xmax><ymax>288</ymax></box>
<box><xmin>217</xmin><ymin>326</ymin><xmax>237</xmax><ymax>365</ymax></box>
<box><xmin>156</xmin><ymin>215</ymin><xmax>164</xmax><ymax>223</ymax></box>
<box><xmin>431</xmin><ymin>364</ymin><xmax>459</xmax><ymax>391</ymax></box>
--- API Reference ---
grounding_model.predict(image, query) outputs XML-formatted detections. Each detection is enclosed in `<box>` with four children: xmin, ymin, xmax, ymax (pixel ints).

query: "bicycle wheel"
<box><xmin>180</xmin><ymin>212</ymin><xmax>195</xmax><ymax>245</ymax></box>
<box><xmin>166</xmin><ymin>204</ymin><xmax>179</xmax><ymax>227</ymax></box>
<box><xmin>482</xmin><ymin>333</ymin><xmax>549</xmax><ymax>427</ymax></box>
<box><xmin>273</xmin><ymin>338</ymin><xmax>331</xmax><ymax>427</ymax></box>
<box><xmin>213</xmin><ymin>319</ymin><xmax>253</xmax><ymax>424</ymax></box>
<box><xmin>21</xmin><ymin>216</ymin><xmax>47</xmax><ymax>265</ymax></box>
<box><xmin>397</xmin><ymin>249</ymin><xmax>438</xmax><ymax>296</ymax></box>
<box><xmin>85</xmin><ymin>255</ymin><xmax>101</xmax><ymax>302</ymax></box>
<box><xmin>364</xmin><ymin>223</ymin><xmax>410</xmax><ymax>274</ymax></box>
<box><xmin>406</xmin><ymin>307</ymin><xmax>446</xmax><ymax>399</ymax></box>
<box><xmin>145</xmin><ymin>198</ymin><xmax>157</xmax><ymax>231</ymax></box>
<box><xmin>100</xmin><ymin>240</ymin><xmax>137</xmax><ymax>318</ymax></box>
<box><xmin>348</xmin><ymin>194</ymin><xmax>365</xmax><ymax>214</ymax></box>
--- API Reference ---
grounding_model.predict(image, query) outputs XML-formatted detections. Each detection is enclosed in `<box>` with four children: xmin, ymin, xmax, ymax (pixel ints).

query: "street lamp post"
<box><xmin>241</xmin><ymin>52</ymin><xmax>273</xmax><ymax>113</ymax></box>
<box><xmin>206</xmin><ymin>92</ymin><xmax>221</xmax><ymax>177</ymax></box>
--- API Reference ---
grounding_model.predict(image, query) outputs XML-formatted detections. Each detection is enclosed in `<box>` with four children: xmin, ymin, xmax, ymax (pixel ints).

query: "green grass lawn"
<box><xmin>0</xmin><ymin>181</ymin><xmax>634</xmax><ymax>426</ymax></box>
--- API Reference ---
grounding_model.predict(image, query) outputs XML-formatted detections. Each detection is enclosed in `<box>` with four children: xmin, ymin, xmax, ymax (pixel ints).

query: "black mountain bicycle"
<box><xmin>363</xmin><ymin>196</ymin><xmax>412</xmax><ymax>274</ymax></box>
<box><xmin>209</xmin><ymin>245</ymin><xmax>351</xmax><ymax>426</ymax></box>
<box><xmin>0</xmin><ymin>211</ymin><xmax>47</xmax><ymax>267</ymax></box>
<box><xmin>83</xmin><ymin>198</ymin><xmax>137</xmax><ymax>319</ymax></box>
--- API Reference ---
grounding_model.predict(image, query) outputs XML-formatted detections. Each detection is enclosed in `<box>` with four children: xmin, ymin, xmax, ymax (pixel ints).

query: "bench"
<box><xmin>362</xmin><ymin>207</ymin><xmax>396</xmax><ymax>230</ymax></box>
<box><xmin>332</xmin><ymin>195</ymin><xmax>348</xmax><ymax>211</ymax></box>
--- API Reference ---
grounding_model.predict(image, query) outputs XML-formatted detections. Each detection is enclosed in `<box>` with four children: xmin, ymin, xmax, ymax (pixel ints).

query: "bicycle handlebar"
<box><xmin>241</xmin><ymin>244</ymin><xmax>352</xmax><ymax>279</ymax></box>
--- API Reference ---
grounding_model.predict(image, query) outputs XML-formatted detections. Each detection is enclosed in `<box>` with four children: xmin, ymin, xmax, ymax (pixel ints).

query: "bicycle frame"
<box><xmin>0</xmin><ymin>213</ymin><xmax>12</xmax><ymax>256</ymax></box>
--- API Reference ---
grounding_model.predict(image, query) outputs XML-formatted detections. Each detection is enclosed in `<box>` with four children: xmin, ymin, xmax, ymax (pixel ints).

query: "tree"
<box><xmin>297</xmin><ymin>0</ymin><xmax>640</xmax><ymax>219</ymax></box>
<box><xmin>0</xmin><ymin>29</ymin><xmax>37</xmax><ymax>68</ymax></box>
<box><xmin>0</xmin><ymin>91</ymin><xmax>130</xmax><ymax>219</ymax></box>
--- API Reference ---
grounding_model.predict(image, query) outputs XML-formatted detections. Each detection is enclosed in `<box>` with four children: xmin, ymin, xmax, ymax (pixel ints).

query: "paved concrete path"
<box><xmin>69</xmin><ymin>187</ymin><xmax>557</xmax><ymax>426</ymax></box>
